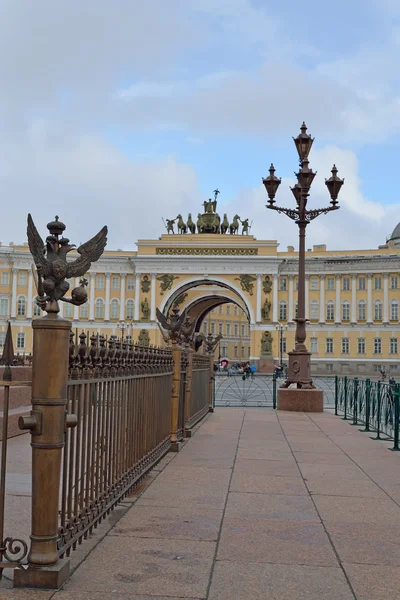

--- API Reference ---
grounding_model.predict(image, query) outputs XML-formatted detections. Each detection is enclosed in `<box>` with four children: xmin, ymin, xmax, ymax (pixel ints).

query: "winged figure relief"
<box><xmin>156</xmin><ymin>307</ymin><xmax>186</xmax><ymax>344</ymax></box>
<box><xmin>235</xmin><ymin>274</ymin><xmax>256</xmax><ymax>295</ymax></box>
<box><xmin>27</xmin><ymin>214</ymin><xmax>107</xmax><ymax>313</ymax></box>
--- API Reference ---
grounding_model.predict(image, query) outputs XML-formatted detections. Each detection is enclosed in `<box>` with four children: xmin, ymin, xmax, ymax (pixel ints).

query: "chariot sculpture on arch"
<box><xmin>27</xmin><ymin>214</ymin><xmax>108</xmax><ymax>314</ymax></box>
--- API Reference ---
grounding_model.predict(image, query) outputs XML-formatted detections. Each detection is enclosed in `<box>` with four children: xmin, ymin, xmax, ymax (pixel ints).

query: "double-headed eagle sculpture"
<box><xmin>156</xmin><ymin>307</ymin><xmax>186</xmax><ymax>344</ymax></box>
<box><xmin>27</xmin><ymin>214</ymin><xmax>108</xmax><ymax>314</ymax></box>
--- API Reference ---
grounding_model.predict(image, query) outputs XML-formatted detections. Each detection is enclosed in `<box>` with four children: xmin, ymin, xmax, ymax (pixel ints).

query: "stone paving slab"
<box><xmin>5</xmin><ymin>407</ymin><xmax>400</xmax><ymax>599</ymax></box>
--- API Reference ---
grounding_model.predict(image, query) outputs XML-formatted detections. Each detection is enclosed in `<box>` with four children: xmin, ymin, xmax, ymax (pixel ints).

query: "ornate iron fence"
<box><xmin>177</xmin><ymin>351</ymin><xmax>187</xmax><ymax>442</ymax></box>
<box><xmin>335</xmin><ymin>376</ymin><xmax>400</xmax><ymax>450</ymax></box>
<box><xmin>58</xmin><ymin>333</ymin><xmax>174</xmax><ymax>558</ymax></box>
<box><xmin>189</xmin><ymin>355</ymin><xmax>211</xmax><ymax>427</ymax></box>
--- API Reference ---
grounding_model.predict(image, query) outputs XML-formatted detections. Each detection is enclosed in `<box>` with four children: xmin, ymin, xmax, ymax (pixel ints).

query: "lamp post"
<box><xmin>117</xmin><ymin>319</ymin><xmax>132</xmax><ymax>341</ymax></box>
<box><xmin>263</xmin><ymin>123</ymin><xmax>344</xmax><ymax>390</ymax></box>
<box><xmin>275</xmin><ymin>323</ymin><xmax>287</xmax><ymax>369</ymax></box>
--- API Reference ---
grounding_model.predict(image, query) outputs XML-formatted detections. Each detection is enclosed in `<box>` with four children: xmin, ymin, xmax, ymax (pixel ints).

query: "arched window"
<box><xmin>95</xmin><ymin>298</ymin><xmax>104</xmax><ymax>319</ymax></box>
<box><xmin>111</xmin><ymin>298</ymin><xmax>119</xmax><ymax>319</ymax></box>
<box><xmin>342</xmin><ymin>300</ymin><xmax>350</xmax><ymax>321</ymax></box>
<box><xmin>17</xmin><ymin>295</ymin><xmax>26</xmax><ymax>317</ymax></box>
<box><xmin>310</xmin><ymin>300</ymin><xmax>319</xmax><ymax>320</ymax></box>
<box><xmin>374</xmin><ymin>300</ymin><xmax>382</xmax><ymax>321</ymax></box>
<box><xmin>126</xmin><ymin>299</ymin><xmax>134</xmax><ymax>319</ymax></box>
<box><xmin>33</xmin><ymin>303</ymin><xmax>41</xmax><ymax>317</ymax></box>
<box><xmin>279</xmin><ymin>301</ymin><xmax>287</xmax><ymax>320</ymax></box>
<box><xmin>358</xmin><ymin>300</ymin><xmax>366</xmax><ymax>320</ymax></box>
<box><xmin>64</xmin><ymin>303</ymin><xmax>73</xmax><ymax>318</ymax></box>
<box><xmin>80</xmin><ymin>303</ymin><xmax>89</xmax><ymax>319</ymax></box>
<box><xmin>326</xmin><ymin>300</ymin><xmax>334</xmax><ymax>321</ymax></box>
<box><xmin>390</xmin><ymin>300</ymin><xmax>398</xmax><ymax>321</ymax></box>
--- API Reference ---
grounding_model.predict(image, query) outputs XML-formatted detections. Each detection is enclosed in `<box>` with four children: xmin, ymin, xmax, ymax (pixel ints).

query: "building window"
<box><xmin>226</xmin><ymin>306</ymin><xmax>231</xmax><ymax>315</ymax></box>
<box><xmin>234</xmin><ymin>346</ymin><xmax>238</xmax><ymax>358</ymax></box>
<box><xmin>390</xmin><ymin>337</ymin><xmax>398</xmax><ymax>354</ymax></box>
<box><xmin>18</xmin><ymin>272</ymin><xmax>27</xmax><ymax>286</ymax></box>
<box><xmin>219</xmin><ymin>322</ymin><xmax>223</xmax><ymax>335</ymax></box>
<box><xmin>203</xmin><ymin>322</ymin><xmax>208</xmax><ymax>334</ymax></box>
<box><xmin>342</xmin><ymin>301</ymin><xmax>350</xmax><ymax>321</ymax></box>
<box><xmin>310</xmin><ymin>301</ymin><xmax>319</xmax><ymax>320</ymax></box>
<box><xmin>211</xmin><ymin>322</ymin><xmax>215</xmax><ymax>334</ymax></box>
<box><xmin>358</xmin><ymin>277</ymin><xmax>366</xmax><ymax>290</ymax></box>
<box><xmin>1</xmin><ymin>272</ymin><xmax>10</xmax><ymax>286</ymax></box>
<box><xmin>96</xmin><ymin>276</ymin><xmax>104</xmax><ymax>290</ymax></box>
<box><xmin>111</xmin><ymin>299</ymin><xmax>119</xmax><ymax>319</ymax></box>
<box><xmin>64</xmin><ymin>303</ymin><xmax>73</xmax><ymax>318</ymax></box>
<box><xmin>281</xmin><ymin>337</ymin><xmax>287</xmax><ymax>353</ymax></box>
<box><xmin>234</xmin><ymin>323</ymin><xmax>238</xmax><ymax>336</ymax></box>
<box><xmin>33</xmin><ymin>303</ymin><xmax>41</xmax><ymax>317</ymax></box>
<box><xmin>390</xmin><ymin>300</ymin><xmax>399</xmax><ymax>321</ymax></box>
<box><xmin>95</xmin><ymin>298</ymin><xmax>104</xmax><ymax>319</ymax></box>
<box><xmin>17</xmin><ymin>296</ymin><xmax>26</xmax><ymax>317</ymax></box>
<box><xmin>310</xmin><ymin>277</ymin><xmax>319</xmax><ymax>291</ymax></box>
<box><xmin>391</xmin><ymin>275</ymin><xmax>398</xmax><ymax>290</ymax></box>
<box><xmin>0</xmin><ymin>298</ymin><xmax>9</xmax><ymax>317</ymax></box>
<box><xmin>17</xmin><ymin>333</ymin><xmax>25</xmax><ymax>349</ymax></box>
<box><xmin>219</xmin><ymin>306</ymin><xmax>223</xmax><ymax>314</ymax></box>
<box><xmin>280</xmin><ymin>278</ymin><xmax>287</xmax><ymax>291</ymax></box>
<box><xmin>374</xmin><ymin>337</ymin><xmax>382</xmax><ymax>354</ymax></box>
<box><xmin>234</xmin><ymin>306</ymin><xmax>238</xmax><ymax>316</ymax></box>
<box><xmin>241</xmin><ymin>324</ymin><xmax>246</xmax><ymax>337</ymax></box>
<box><xmin>126</xmin><ymin>299</ymin><xmax>134</xmax><ymax>319</ymax></box>
<box><xmin>327</xmin><ymin>277</ymin><xmax>335</xmax><ymax>291</ymax></box>
<box><xmin>326</xmin><ymin>301</ymin><xmax>334</xmax><ymax>321</ymax></box>
<box><xmin>279</xmin><ymin>301</ymin><xmax>287</xmax><ymax>320</ymax></box>
<box><xmin>80</xmin><ymin>303</ymin><xmax>89</xmax><ymax>319</ymax></box>
<box><xmin>343</xmin><ymin>277</ymin><xmax>350</xmax><ymax>291</ymax></box>
<box><xmin>111</xmin><ymin>276</ymin><xmax>120</xmax><ymax>290</ymax></box>
<box><xmin>326</xmin><ymin>338</ymin><xmax>333</xmax><ymax>353</ymax></box>
<box><xmin>374</xmin><ymin>276</ymin><xmax>382</xmax><ymax>290</ymax></box>
<box><xmin>358</xmin><ymin>338</ymin><xmax>365</xmax><ymax>354</ymax></box>
<box><xmin>127</xmin><ymin>277</ymin><xmax>135</xmax><ymax>291</ymax></box>
<box><xmin>310</xmin><ymin>337</ymin><xmax>318</xmax><ymax>353</ymax></box>
<box><xmin>358</xmin><ymin>300</ymin><xmax>366</xmax><ymax>320</ymax></box>
<box><xmin>374</xmin><ymin>300</ymin><xmax>382</xmax><ymax>321</ymax></box>
<box><xmin>342</xmin><ymin>337</ymin><xmax>349</xmax><ymax>354</ymax></box>
<box><xmin>241</xmin><ymin>346</ymin><xmax>245</xmax><ymax>358</ymax></box>
<box><xmin>0</xmin><ymin>332</ymin><xmax>5</xmax><ymax>347</ymax></box>
<box><xmin>226</xmin><ymin>323</ymin><xmax>231</xmax><ymax>336</ymax></box>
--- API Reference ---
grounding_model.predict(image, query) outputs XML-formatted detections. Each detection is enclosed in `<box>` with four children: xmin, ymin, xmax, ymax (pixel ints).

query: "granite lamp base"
<box><xmin>277</xmin><ymin>388</ymin><xmax>323</xmax><ymax>412</ymax></box>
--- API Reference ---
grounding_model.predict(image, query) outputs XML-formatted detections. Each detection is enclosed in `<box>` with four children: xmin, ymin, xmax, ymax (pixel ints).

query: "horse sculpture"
<box><xmin>176</xmin><ymin>214</ymin><xmax>187</xmax><ymax>234</ymax></box>
<box><xmin>187</xmin><ymin>213</ymin><xmax>196</xmax><ymax>234</ymax></box>
<box><xmin>229</xmin><ymin>214</ymin><xmax>240</xmax><ymax>235</ymax></box>
<box><xmin>221</xmin><ymin>213</ymin><xmax>229</xmax><ymax>234</ymax></box>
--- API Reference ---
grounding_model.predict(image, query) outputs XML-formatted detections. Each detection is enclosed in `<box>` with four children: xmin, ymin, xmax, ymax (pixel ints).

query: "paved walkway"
<box><xmin>3</xmin><ymin>407</ymin><xmax>400</xmax><ymax>599</ymax></box>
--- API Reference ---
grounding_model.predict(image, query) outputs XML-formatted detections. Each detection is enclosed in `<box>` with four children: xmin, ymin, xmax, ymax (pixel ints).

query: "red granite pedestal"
<box><xmin>277</xmin><ymin>388</ymin><xmax>323</xmax><ymax>412</ymax></box>
<box><xmin>258</xmin><ymin>357</ymin><xmax>274</xmax><ymax>374</ymax></box>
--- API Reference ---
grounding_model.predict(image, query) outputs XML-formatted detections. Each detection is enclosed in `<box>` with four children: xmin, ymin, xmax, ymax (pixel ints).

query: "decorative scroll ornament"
<box><xmin>27</xmin><ymin>214</ymin><xmax>107</xmax><ymax>314</ymax></box>
<box><xmin>156</xmin><ymin>307</ymin><xmax>186</xmax><ymax>344</ymax></box>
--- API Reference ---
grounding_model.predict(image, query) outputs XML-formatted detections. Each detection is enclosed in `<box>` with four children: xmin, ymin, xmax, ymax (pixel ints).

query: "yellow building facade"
<box><xmin>1</xmin><ymin>221</ymin><xmax>400</xmax><ymax>376</ymax></box>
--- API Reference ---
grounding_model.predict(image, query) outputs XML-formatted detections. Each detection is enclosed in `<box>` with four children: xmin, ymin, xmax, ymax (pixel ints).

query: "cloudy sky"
<box><xmin>1</xmin><ymin>0</ymin><xmax>399</xmax><ymax>251</ymax></box>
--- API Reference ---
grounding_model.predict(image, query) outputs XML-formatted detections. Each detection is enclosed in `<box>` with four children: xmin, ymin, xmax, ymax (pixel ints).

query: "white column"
<box><xmin>105</xmin><ymin>273</ymin><xmax>111</xmax><ymax>321</ymax></box>
<box><xmin>351</xmin><ymin>275</ymin><xmax>357</xmax><ymax>323</ymax></box>
<box><xmin>89</xmin><ymin>272</ymin><xmax>95</xmax><ymax>321</ymax></box>
<box><xmin>288</xmin><ymin>275</ymin><xmax>294</xmax><ymax>322</ymax></box>
<box><xmin>134</xmin><ymin>273</ymin><xmax>140</xmax><ymax>321</ymax></box>
<box><xmin>73</xmin><ymin>277</ymin><xmax>80</xmax><ymax>320</ymax></box>
<box><xmin>119</xmin><ymin>273</ymin><xmax>126</xmax><ymax>320</ymax></box>
<box><xmin>27</xmin><ymin>270</ymin><xmax>33</xmax><ymax>319</ymax></box>
<box><xmin>319</xmin><ymin>275</ymin><xmax>325</xmax><ymax>323</ymax></box>
<box><xmin>367</xmin><ymin>274</ymin><xmax>373</xmax><ymax>323</ymax></box>
<box><xmin>11</xmin><ymin>268</ymin><xmax>18</xmax><ymax>318</ymax></box>
<box><xmin>305</xmin><ymin>275</ymin><xmax>310</xmax><ymax>320</ymax></box>
<box><xmin>272</xmin><ymin>274</ymin><xmax>278</xmax><ymax>323</ymax></box>
<box><xmin>383</xmin><ymin>273</ymin><xmax>389</xmax><ymax>323</ymax></box>
<box><xmin>150</xmin><ymin>273</ymin><xmax>156</xmax><ymax>321</ymax></box>
<box><xmin>335</xmin><ymin>275</ymin><xmax>341</xmax><ymax>323</ymax></box>
<box><xmin>256</xmin><ymin>274</ymin><xmax>262</xmax><ymax>322</ymax></box>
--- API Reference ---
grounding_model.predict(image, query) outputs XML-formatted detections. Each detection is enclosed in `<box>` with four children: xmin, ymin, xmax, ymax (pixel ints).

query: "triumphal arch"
<box><xmin>135</xmin><ymin>194</ymin><xmax>282</xmax><ymax>369</ymax></box>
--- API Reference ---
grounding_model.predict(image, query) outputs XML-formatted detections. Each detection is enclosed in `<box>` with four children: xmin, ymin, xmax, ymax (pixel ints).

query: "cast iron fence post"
<box><xmin>343</xmin><ymin>376</ymin><xmax>348</xmax><ymax>420</ymax></box>
<box><xmin>273</xmin><ymin>373</ymin><xmax>277</xmax><ymax>409</ymax></box>
<box><xmin>362</xmin><ymin>378</ymin><xmax>371</xmax><ymax>432</ymax></box>
<box><xmin>184</xmin><ymin>348</ymin><xmax>193</xmax><ymax>438</ymax></box>
<box><xmin>170</xmin><ymin>343</ymin><xmax>182</xmax><ymax>452</ymax></box>
<box><xmin>209</xmin><ymin>354</ymin><xmax>215</xmax><ymax>413</ymax></box>
<box><xmin>334</xmin><ymin>375</ymin><xmax>338</xmax><ymax>415</ymax></box>
<box><xmin>352</xmin><ymin>378</ymin><xmax>359</xmax><ymax>425</ymax></box>
<box><xmin>391</xmin><ymin>383</ymin><xmax>400</xmax><ymax>451</ymax></box>
<box><xmin>372</xmin><ymin>380</ymin><xmax>382</xmax><ymax>440</ymax></box>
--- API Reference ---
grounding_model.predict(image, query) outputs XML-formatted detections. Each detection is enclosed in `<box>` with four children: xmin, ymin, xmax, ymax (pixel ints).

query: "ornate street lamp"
<box><xmin>117</xmin><ymin>319</ymin><xmax>132</xmax><ymax>341</ymax></box>
<box><xmin>263</xmin><ymin>123</ymin><xmax>344</xmax><ymax>392</ymax></box>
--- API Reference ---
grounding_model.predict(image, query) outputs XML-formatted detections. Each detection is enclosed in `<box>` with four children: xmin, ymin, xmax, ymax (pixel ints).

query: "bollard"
<box><xmin>391</xmin><ymin>384</ymin><xmax>400</xmax><ymax>452</ymax></box>
<box><xmin>15</xmin><ymin>314</ymin><xmax>75</xmax><ymax>588</ymax></box>
<box><xmin>170</xmin><ymin>344</ymin><xmax>182</xmax><ymax>452</ymax></box>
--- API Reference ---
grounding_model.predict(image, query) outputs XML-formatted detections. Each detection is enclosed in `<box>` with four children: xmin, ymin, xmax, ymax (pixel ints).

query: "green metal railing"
<box><xmin>335</xmin><ymin>376</ymin><xmax>400</xmax><ymax>451</ymax></box>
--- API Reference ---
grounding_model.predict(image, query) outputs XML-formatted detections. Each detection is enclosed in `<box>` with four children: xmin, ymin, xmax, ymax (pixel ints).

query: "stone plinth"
<box><xmin>258</xmin><ymin>357</ymin><xmax>274</xmax><ymax>374</ymax></box>
<box><xmin>277</xmin><ymin>388</ymin><xmax>323</xmax><ymax>412</ymax></box>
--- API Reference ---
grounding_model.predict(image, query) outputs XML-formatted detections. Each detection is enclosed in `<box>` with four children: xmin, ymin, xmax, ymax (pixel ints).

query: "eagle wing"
<box><xmin>27</xmin><ymin>214</ymin><xmax>49</xmax><ymax>274</ymax></box>
<box><xmin>156</xmin><ymin>308</ymin><xmax>171</xmax><ymax>331</ymax></box>
<box><xmin>246</xmin><ymin>275</ymin><xmax>257</xmax><ymax>283</ymax></box>
<box><xmin>66</xmin><ymin>226</ymin><xmax>108</xmax><ymax>278</ymax></box>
